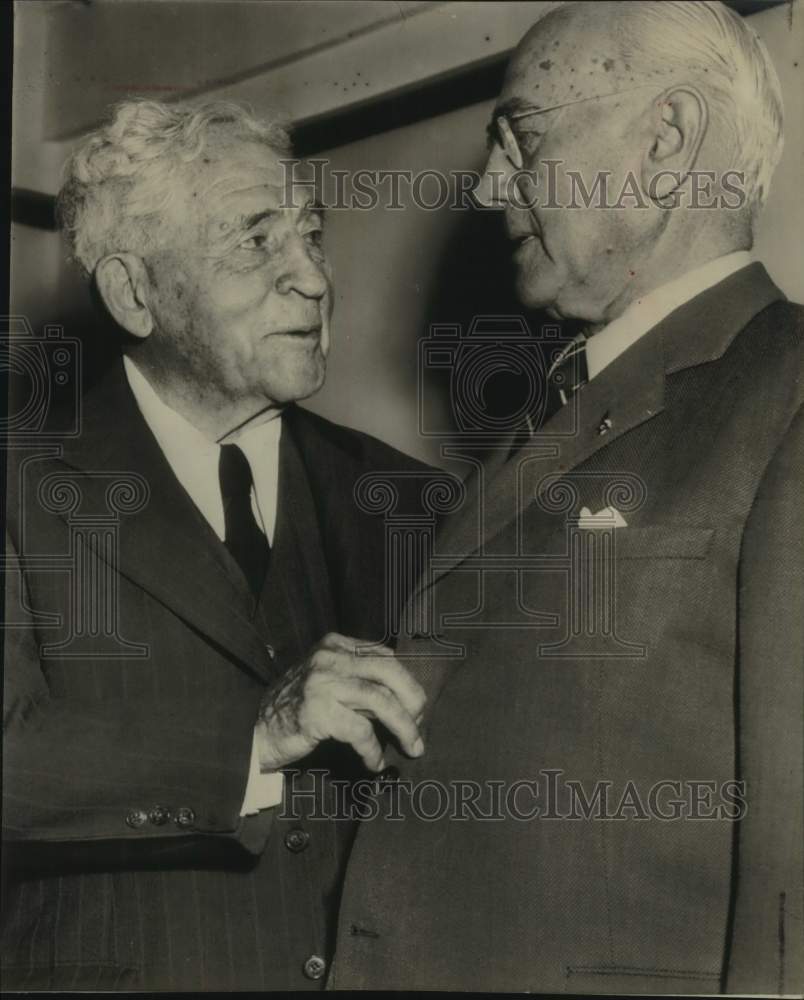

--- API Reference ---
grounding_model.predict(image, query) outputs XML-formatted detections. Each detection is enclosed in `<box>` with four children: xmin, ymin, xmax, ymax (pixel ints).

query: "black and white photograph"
<box><xmin>4</xmin><ymin>0</ymin><xmax>803</xmax><ymax>993</ymax></box>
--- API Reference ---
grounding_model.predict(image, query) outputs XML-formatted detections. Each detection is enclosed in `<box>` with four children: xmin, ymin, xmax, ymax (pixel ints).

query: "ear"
<box><xmin>641</xmin><ymin>86</ymin><xmax>709</xmax><ymax>204</ymax></box>
<box><xmin>94</xmin><ymin>253</ymin><xmax>154</xmax><ymax>339</ymax></box>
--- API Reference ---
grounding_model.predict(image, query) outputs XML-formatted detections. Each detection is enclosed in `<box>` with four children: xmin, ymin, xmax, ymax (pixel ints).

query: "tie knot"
<box><xmin>218</xmin><ymin>443</ymin><xmax>253</xmax><ymax>502</ymax></box>
<box><xmin>548</xmin><ymin>336</ymin><xmax>588</xmax><ymax>400</ymax></box>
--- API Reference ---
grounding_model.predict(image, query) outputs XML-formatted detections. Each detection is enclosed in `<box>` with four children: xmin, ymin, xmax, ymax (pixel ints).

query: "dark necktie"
<box><xmin>218</xmin><ymin>443</ymin><xmax>271</xmax><ymax>596</ymax></box>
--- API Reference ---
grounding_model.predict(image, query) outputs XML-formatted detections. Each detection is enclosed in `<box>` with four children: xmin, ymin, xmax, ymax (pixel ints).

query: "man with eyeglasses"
<box><xmin>331</xmin><ymin>1</ymin><xmax>802</xmax><ymax>992</ymax></box>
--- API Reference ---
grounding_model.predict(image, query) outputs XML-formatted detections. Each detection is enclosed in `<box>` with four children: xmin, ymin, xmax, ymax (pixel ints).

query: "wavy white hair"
<box><xmin>57</xmin><ymin>99</ymin><xmax>292</xmax><ymax>277</ymax></box>
<box><xmin>613</xmin><ymin>0</ymin><xmax>784</xmax><ymax>215</ymax></box>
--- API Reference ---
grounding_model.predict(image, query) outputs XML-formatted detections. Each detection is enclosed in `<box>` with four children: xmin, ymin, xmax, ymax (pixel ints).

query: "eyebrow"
<box><xmin>241</xmin><ymin>201</ymin><xmax>326</xmax><ymax>231</ymax></box>
<box><xmin>242</xmin><ymin>209</ymin><xmax>276</xmax><ymax>230</ymax></box>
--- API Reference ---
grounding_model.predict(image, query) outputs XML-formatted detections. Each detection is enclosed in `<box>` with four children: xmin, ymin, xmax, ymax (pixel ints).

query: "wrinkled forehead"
<box><xmin>499</xmin><ymin>7</ymin><xmax>640</xmax><ymax>113</ymax></box>
<box><xmin>181</xmin><ymin>137</ymin><xmax>289</xmax><ymax>208</ymax></box>
<box><xmin>169</xmin><ymin>137</ymin><xmax>319</xmax><ymax>238</ymax></box>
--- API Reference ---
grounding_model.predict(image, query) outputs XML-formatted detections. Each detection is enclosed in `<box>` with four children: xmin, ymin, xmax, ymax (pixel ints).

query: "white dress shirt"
<box><xmin>585</xmin><ymin>251</ymin><xmax>753</xmax><ymax>379</ymax></box>
<box><xmin>123</xmin><ymin>356</ymin><xmax>283</xmax><ymax>815</ymax></box>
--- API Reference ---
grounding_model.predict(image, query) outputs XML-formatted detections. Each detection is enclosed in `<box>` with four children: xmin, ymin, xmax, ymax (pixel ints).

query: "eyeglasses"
<box><xmin>489</xmin><ymin>85</ymin><xmax>663</xmax><ymax>170</ymax></box>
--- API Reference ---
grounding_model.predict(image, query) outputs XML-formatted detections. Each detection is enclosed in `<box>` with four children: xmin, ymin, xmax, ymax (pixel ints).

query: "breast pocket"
<box><xmin>606</xmin><ymin>524</ymin><xmax>723</xmax><ymax>662</ymax></box>
<box><xmin>520</xmin><ymin>523</ymin><xmax>719</xmax><ymax>660</ymax></box>
<box><xmin>611</xmin><ymin>524</ymin><xmax>714</xmax><ymax>560</ymax></box>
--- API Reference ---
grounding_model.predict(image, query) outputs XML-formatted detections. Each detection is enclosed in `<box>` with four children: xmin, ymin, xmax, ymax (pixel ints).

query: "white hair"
<box><xmin>613</xmin><ymin>0</ymin><xmax>784</xmax><ymax>214</ymax></box>
<box><xmin>57</xmin><ymin>99</ymin><xmax>293</xmax><ymax>277</ymax></box>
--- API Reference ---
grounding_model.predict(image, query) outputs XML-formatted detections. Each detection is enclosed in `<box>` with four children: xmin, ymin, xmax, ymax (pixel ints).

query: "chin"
<box><xmin>263</xmin><ymin>355</ymin><xmax>327</xmax><ymax>405</ymax></box>
<box><xmin>515</xmin><ymin>271</ymin><xmax>559</xmax><ymax>313</ymax></box>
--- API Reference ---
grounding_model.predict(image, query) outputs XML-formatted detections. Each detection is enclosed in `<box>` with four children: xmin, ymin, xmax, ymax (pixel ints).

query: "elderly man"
<box><xmin>332</xmin><ymin>1</ymin><xmax>802</xmax><ymax>993</ymax></box>
<box><xmin>2</xmin><ymin>100</ymin><xmax>429</xmax><ymax>991</ymax></box>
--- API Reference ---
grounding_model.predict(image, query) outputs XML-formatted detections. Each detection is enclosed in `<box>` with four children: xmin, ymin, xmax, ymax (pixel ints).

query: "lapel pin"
<box><xmin>597</xmin><ymin>413</ymin><xmax>613</xmax><ymax>436</ymax></box>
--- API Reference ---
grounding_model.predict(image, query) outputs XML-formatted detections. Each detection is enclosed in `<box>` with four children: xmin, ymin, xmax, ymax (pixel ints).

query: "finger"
<box><xmin>353</xmin><ymin>641</ymin><xmax>396</xmax><ymax>658</ymax></box>
<box><xmin>347</xmin><ymin>654</ymin><xmax>427</xmax><ymax>719</ymax></box>
<box><xmin>319</xmin><ymin>631</ymin><xmax>360</xmax><ymax>652</ymax></box>
<box><xmin>336</xmin><ymin>678</ymin><xmax>424</xmax><ymax>759</ymax></box>
<box><xmin>308</xmin><ymin>645</ymin><xmax>340</xmax><ymax>674</ymax></box>
<box><xmin>327</xmin><ymin>703</ymin><xmax>386</xmax><ymax>771</ymax></box>
<box><xmin>322</xmin><ymin>632</ymin><xmax>395</xmax><ymax>659</ymax></box>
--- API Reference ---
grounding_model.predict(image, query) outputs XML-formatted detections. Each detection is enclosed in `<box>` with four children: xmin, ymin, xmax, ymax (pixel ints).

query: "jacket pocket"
<box><xmin>564</xmin><ymin>963</ymin><xmax>721</xmax><ymax>994</ymax></box>
<box><xmin>610</xmin><ymin>525</ymin><xmax>714</xmax><ymax>560</ymax></box>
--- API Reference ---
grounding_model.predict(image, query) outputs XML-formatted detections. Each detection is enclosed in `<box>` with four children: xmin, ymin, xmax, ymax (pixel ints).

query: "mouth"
<box><xmin>271</xmin><ymin>324</ymin><xmax>322</xmax><ymax>339</ymax></box>
<box><xmin>511</xmin><ymin>234</ymin><xmax>539</xmax><ymax>255</ymax></box>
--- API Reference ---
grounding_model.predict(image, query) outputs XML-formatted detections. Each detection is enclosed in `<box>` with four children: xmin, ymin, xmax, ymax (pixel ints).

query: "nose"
<box><xmin>473</xmin><ymin>143</ymin><xmax>515</xmax><ymax>209</ymax></box>
<box><xmin>275</xmin><ymin>236</ymin><xmax>330</xmax><ymax>300</ymax></box>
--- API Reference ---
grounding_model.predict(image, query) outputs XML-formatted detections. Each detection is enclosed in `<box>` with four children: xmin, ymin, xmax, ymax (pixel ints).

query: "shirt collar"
<box><xmin>585</xmin><ymin>251</ymin><xmax>753</xmax><ymax>380</ymax></box>
<box><xmin>123</xmin><ymin>354</ymin><xmax>282</xmax><ymax>451</ymax></box>
<box><xmin>123</xmin><ymin>354</ymin><xmax>219</xmax><ymax>462</ymax></box>
<box><xmin>122</xmin><ymin>356</ymin><xmax>282</xmax><ymax>540</ymax></box>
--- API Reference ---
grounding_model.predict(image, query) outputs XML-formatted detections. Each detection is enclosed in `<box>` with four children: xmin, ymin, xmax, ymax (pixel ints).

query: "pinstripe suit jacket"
<box><xmin>2</xmin><ymin>359</ymin><xmax>430</xmax><ymax>990</ymax></box>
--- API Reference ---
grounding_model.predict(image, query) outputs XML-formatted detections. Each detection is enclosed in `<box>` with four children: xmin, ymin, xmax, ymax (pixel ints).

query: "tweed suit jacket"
<box><xmin>2</xmin><ymin>359</ymin><xmax>430</xmax><ymax>990</ymax></box>
<box><xmin>330</xmin><ymin>263</ymin><xmax>804</xmax><ymax>993</ymax></box>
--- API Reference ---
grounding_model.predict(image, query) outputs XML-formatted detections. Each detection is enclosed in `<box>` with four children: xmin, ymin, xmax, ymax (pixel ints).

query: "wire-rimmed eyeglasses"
<box><xmin>488</xmin><ymin>84</ymin><xmax>664</xmax><ymax>170</ymax></box>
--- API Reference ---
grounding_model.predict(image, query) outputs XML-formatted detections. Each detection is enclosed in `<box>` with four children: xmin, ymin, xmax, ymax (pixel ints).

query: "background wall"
<box><xmin>11</xmin><ymin>0</ymin><xmax>803</xmax><ymax>467</ymax></box>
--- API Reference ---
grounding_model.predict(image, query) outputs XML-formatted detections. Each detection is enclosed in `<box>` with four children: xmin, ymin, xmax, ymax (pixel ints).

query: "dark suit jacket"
<box><xmin>2</xmin><ymin>359</ymin><xmax>430</xmax><ymax>990</ymax></box>
<box><xmin>331</xmin><ymin>263</ymin><xmax>803</xmax><ymax>993</ymax></box>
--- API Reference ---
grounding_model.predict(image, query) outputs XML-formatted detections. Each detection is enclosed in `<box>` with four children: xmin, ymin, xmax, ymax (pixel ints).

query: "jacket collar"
<box><xmin>55</xmin><ymin>361</ymin><xmax>356</xmax><ymax>683</ymax></box>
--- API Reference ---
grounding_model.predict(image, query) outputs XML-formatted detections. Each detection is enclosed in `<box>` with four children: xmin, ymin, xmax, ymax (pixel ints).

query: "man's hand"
<box><xmin>254</xmin><ymin>632</ymin><xmax>426</xmax><ymax>772</ymax></box>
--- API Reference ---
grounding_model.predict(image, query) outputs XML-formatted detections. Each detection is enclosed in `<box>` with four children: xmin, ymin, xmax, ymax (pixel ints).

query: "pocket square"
<box><xmin>576</xmin><ymin>505</ymin><xmax>628</xmax><ymax>529</ymax></box>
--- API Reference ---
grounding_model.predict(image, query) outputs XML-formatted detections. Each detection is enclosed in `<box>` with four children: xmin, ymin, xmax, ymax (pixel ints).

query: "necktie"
<box><xmin>544</xmin><ymin>334</ymin><xmax>589</xmax><ymax>423</ymax></box>
<box><xmin>508</xmin><ymin>335</ymin><xmax>589</xmax><ymax>456</ymax></box>
<box><xmin>218</xmin><ymin>443</ymin><xmax>271</xmax><ymax>596</ymax></box>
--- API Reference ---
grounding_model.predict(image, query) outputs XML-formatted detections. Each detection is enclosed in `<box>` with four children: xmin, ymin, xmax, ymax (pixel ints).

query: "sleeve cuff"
<box><xmin>239</xmin><ymin>729</ymin><xmax>284</xmax><ymax>816</ymax></box>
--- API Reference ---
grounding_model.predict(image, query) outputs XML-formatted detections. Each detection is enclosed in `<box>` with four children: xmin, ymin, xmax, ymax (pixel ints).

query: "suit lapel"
<box><xmin>282</xmin><ymin>405</ymin><xmax>381</xmax><ymax>636</ymax></box>
<box><xmin>255</xmin><ymin>418</ymin><xmax>336</xmax><ymax>643</ymax></box>
<box><xmin>429</xmin><ymin>334</ymin><xmax>665</xmax><ymax>587</ymax></box>
<box><xmin>424</xmin><ymin>262</ymin><xmax>785</xmax><ymax>591</ymax></box>
<box><xmin>56</xmin><ymin>361</ymin><xmax>276</xmax><ymax>683</ymax></box>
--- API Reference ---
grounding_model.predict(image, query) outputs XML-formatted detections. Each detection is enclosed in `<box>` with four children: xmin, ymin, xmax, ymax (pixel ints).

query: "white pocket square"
<box><xmin>576</xmin><ymin>505</ymin><xmax>628</xmax><ymax>529</ymax></box>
